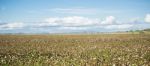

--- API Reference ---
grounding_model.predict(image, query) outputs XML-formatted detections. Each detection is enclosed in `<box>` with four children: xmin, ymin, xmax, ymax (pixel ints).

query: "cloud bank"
<box><xmin>44</xmin><ymin>16</ymin><xmax>100</xmax><ymax>27</ymax></box>
<box><xmin>0</xmin><ymin>22</ymin><xmax>24</xmax><ymax>30</ymax></box>
<box><xmin>0</xmin><ymin>14</ymin><xmax>150</xmax><ymax>33</ymax></box>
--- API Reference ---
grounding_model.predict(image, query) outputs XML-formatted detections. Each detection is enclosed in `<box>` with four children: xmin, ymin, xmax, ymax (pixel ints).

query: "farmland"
<box><xmin>0</xmin><ymin>34</ymin><xmax>150</xmax><ymax>66</ymax></box>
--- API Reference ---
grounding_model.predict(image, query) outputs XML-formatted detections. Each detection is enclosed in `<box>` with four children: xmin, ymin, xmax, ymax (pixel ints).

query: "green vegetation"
<box><xmin>0</xmin><ymin>34</ymin><xmax>150</xmax><ymax>66</ymax></box>
<box><xmin>127</xmin><ymin>29</ymin><xmax>150</xmax><ymax>34</ymax></box>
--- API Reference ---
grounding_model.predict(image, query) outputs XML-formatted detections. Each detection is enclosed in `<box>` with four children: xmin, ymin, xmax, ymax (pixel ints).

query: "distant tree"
<box><xmin>129</xmin><ymin>30</ymin><xmax>134</xmax><ymax>34</ymax></box>
<box><xmin>139</xmin><ymin>31</ymin><xmax>145</xmax><ymax>34</ymax></box>
<box><xmin>144</xmin><ymin>29</ymin><xmax>150</xmax><ymax>31</ymax></box>
<box><xmin>135</xmin><ymin>30</ymin><xmax>140</xmax><ymax>32</ymax></box>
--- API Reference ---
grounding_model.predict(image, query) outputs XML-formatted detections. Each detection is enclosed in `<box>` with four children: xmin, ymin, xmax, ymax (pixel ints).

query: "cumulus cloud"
<box><xmin>44</xmin><ymin>16</ymin><xmax>100</xmax><ymax>27</ymax></box>
<box><xmin>38</xmin><ymin>16</ymin><xmax>135</xmax><ymax>30</ymax></box>
<box><xmin>101</xmin><ymin>16</ymin><xmax>116</xmax><ymax>25</ymax></box>
<box><xmin>43</xmin><ymin>16</ymin><xmax>117</xmax><ymax>27</ymax></box>
<box><xmin>145</xmin><ymin>14</ymin><xmax>150</xmax><ymax>23</ymax></box>
<box><xmin>0</xmin><ymin>22</ymin><xmax>24</xmax><ymax>30</ymax></box>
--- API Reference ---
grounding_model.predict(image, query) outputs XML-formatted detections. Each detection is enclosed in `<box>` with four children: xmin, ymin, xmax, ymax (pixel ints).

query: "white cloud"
<box><xmin>1</xmin><ymin>16</ymin><xmax>144</xmax><ymax>33</ymax></box>
<box><xmin>145</xmin><ymin>14</ymin><xmax>150</xmax><ymax>23</ymax></box>
<box><xmin>39</xmin><ymin>17</ymin><xmax>60</xmax><ymax>26</ymax></box>
<box><xmin>101</xmin><ymin>16</ymin><xmax>116</xmax><ymax>25</ymax></box>
<box><xmin>0</xmin><ymin>22</ymin><xmax>24</xmax><ymax>30</ymax></box>
<box><xmin>38</xmin><ymin>16</ymin><xmax>135</xmax><ymax>31</ymax></box>
<box><xmin>44</xmin><ymin>16</ymin><xmax>100</xmax><ymax>27</ymax></box>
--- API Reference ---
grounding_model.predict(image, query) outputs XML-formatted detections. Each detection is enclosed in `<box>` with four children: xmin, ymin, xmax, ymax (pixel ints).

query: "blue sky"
<box><xmin>0</xmin><ymin>0</ymin><xmax>150</xmax><ymax>33</ymax></box>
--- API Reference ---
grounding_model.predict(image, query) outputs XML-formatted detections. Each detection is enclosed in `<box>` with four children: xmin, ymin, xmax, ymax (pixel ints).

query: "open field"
<box><xmin>0</xmin><ymin>34</ymin><xmax>150</xmax><ymax>66</ymax></box>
